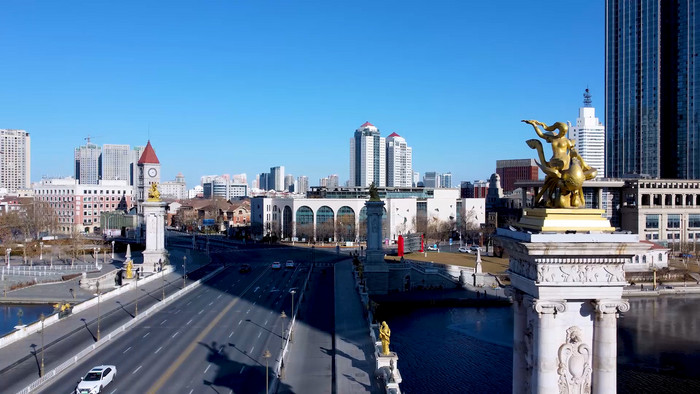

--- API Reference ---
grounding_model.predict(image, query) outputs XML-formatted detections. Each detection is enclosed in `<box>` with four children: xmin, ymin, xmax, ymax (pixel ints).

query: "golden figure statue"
<box><xmin>379</xmin><ymin>321</ymin><xmax>391</xmax><ymax>355</ymax></box>
<box><xmin>522</xmin><ymin>120</ymin><xmax>597</xmax><ymax>208</ymax></box>
<box><xmin>147</xmin><ymin>183</ymin><xmax>161</xmax><ymax>202</ymax></box>
<box><xmin>125</xmin><ymin>259</ymin><xmax>133</xmax><ymax>279</ymax></box>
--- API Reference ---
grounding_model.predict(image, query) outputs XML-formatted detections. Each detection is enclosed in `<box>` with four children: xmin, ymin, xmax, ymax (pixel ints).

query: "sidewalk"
<box><xmin>0</xmin><ymin>247</ymin><xmax>210</xmax><ymax>374</ymax></box>
<box><xmin>334</xmin><ymin>260</ymin><xmax>382</xmax><ymax>394</ymax></box>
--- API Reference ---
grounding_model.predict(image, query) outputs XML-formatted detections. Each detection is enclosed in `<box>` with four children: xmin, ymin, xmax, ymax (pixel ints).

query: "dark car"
<box><xmin>239</xmin><ymin>264</ymin><xmax>252</xmax><ymax>273</ymax></box>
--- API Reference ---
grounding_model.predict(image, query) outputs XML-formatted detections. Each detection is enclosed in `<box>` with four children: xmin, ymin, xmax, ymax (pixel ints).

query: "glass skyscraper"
<box><xmin>606</xmin><ymin>0</ymin><xmax>700</xmax><ymax>179</ymax></box>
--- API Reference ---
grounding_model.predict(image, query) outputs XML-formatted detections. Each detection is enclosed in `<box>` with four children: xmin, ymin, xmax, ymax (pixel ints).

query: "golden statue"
<box><xmin>522</xmin><ymin>120</ymin><xmax>597</xmax><ymax>208</ymax></box>
<box><xmin>379</xmin><ymin>321</ymin><xmax>391</xmax><ymax>355</ymax></box>
<box><xmin>125</xmin><ymin>259</ymin><xmax>133</xmax><ymax>279</ymax></box>
<box><xmin>147</xmin><ymin>183</ymin><xmax>161</xmax><ymax>202</ymax></box>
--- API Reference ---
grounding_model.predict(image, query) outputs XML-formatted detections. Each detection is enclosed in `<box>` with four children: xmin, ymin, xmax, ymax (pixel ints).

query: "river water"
<box><xmin>1</xmin><ymin>304</ymin><xmax>55</xmax><ymax>336</ymax></box>
<box><xmin>382</xmin><ymin>295</ymin><xmax>700</xmax><ymax>394</ymax></box>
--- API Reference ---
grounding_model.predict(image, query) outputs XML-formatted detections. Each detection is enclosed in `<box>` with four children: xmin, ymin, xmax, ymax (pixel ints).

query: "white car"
<box><xmin>427</xmin><ymin>245</ymin><xmax>438</xmax><ymax>251</ymax></box>
<box><xmin>271</xmin><ymin>261</ymin><xmax>282</xmax><ymax>269</ymax></box>
<box><xmin>76</xmin><ymin>365</ymin><xmax>116</xmax><ymax>394</ymax></box>
<box><xmin>458</xmin><ymin>246</ymin><xmax>469</xmax><ymax>253</ymax></box>
<box><xmin>285</xmin><ymin>260</ymin><xmax>295</xmax><ymax>268</ymax></box>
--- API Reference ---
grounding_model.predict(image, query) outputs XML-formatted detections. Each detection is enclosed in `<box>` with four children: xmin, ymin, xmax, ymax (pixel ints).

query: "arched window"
<box><xmin>316</xmin><ymin>206</ymin><xmax>335</xmax><ymax>241</ymax></box>
<box><xmin>337</xmin><ymin>206</ymin><xmax>356</xmax><ymax>242</ymax></box>
<box><xmin>296</xmin><ymin>206</ymin><xmax>314</xmax><ymax>241</ymax></box>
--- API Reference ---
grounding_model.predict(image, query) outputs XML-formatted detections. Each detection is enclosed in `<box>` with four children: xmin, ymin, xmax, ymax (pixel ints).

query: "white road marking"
<box><xmin>186</xmin><ymin>301</ymin><xmax>192</xmax><ymax>306</ymax></box>
<box><xmin>172</xmin><ymin>331</ymin><xmax>180</xmax><ymax>338</ymax></box>
<box><xmin>208</xmin><ymin>302</ymin><xmax>213</xmax><ymax>306</ymax></box>
<box><xmin>110</xmin><ymin>390</ymin><xmax>117</xmax><ymax>394</ymax></box>
<box><xmin>238</xmin><ymin>320</ymin><xmax>242</xmax><ymax>325</ymax></box>
<box><xmin>123</xmin><ymin>346</ymin><xmax>131</xmax><ymax>354</ymax></box>
<box><xmin>253</xmin><ymin>301</ymin><xmax>256</xmax><ymax>305</ymax></box>
<box><xmin>257</xmin><ymin>332</ymin><xmax>261</xmax><ymax>339</ymax></box>
<box><xmin>229</xmin><ymin>331</ymin><xmax>234</xmax><ymax>338</ymax></box>
<box><xmin>198</xmin><ymin>309</ymin><xmax>204</xmax><ymax>315</ymax></box>
<box><xmin>186</xmin><ymin>319</ymin><xmax>193</xmax><ymax>325</ymax></box>
<box><xmin>246</xmin><ymin>308</ymin><xmax>251</xmax><ymax>314</ymax></box>
<box><xmin>264</xmin><ymin>319</ymin><xmax>268</xmax><ymax>326</ymax></box>
<box><xmin>217</xmin><ymin>294</ymin><xmax>222</xmax><ymax>299</ymax></box>
<box><xmin>254</xmin><ymin>286</ymin><xmax>260</xmax><ymax>293</ymax></box>
<box><xmin>189</xmin><ymin>390</ymin><xmax>194</xmax><ymax>394</ymax></box>
<box><xmin>155</xmin><ymin>346</ymin><xmax>163</xmax><ymax>354</ymax></box>
<box><xmin>160</xmin><ymin>319</ymin><xmax>167</xmax><ymax>325</ymax></box>
<box><xmin>132</xmin><ymin>365</ymin><xmax>142</xmax><ymax>374</ymax></box>
<box><xmin>143</xmin><ymin>332</ymin><xmax>150</xmax><ymax>339</ymax></box>
<box><xmin>250</xmin><ymin>345</ymin><xmax>255</xmax><ymax>353</ymax></box>
<box><xmin>239</xmin><ymin>366</ymin><xmax>245</xmax><ymax>374</ymax></box>
<box><xmin>204</xmin><ymin>364</ymin><xmax>211</xmax><ymax>374</ymax></box>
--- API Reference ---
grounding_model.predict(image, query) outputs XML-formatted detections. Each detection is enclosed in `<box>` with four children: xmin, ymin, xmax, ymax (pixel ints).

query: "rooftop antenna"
<box><xmin>583</xmin><ymin>87</ymin><xmax>593</xmax><ymax>107</ymax></box>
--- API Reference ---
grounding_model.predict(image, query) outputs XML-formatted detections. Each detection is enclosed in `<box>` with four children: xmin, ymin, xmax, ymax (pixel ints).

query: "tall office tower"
<box><xmin>0</xmin><ymin>129</ymin><xmax>30</xmax><ymax>192</ymax></box>
<box><xmin>259</xmin><ymin>173</ymin><xmax>269</xmax><ymax>191</ymax></box>
<box><xmin>130</xmin><ymin>145</ymin><xmax>145</xmax><ymax>186</ymax></box>
<box><xmin>386</xmin><ymin>132</ymin><xmax>413</xmax><ymax>187</ymax></box>
<box><xmin>439</xmin><ymin>172</ymin><xmax>452</xmax><ymax>188</ymax></box>
<box><xmin>496</xmin><ymin>159</ymin><xmax>539</xmax><ymax>192</ymax></box>
<box><xmin>606</xmin><ymin>0</ymin><xmax>700</xmax><ymax>178</ymax></box>
<box><xmin>284</xmin><ymin>174</ymin><xmax>294</xmax><ymax>191</ymax></box>
<box><xmin>327</xmin><ymin>174</ymin><xmax>339</xmax><ymax>189</ymax></box>
<box><xmin>570</xmin><ymin>89</ymin><xmax>605</xmax><ymax>178</ymax></box>
<box><xmin>349</xmin><ymin>122</ymin><xmax>386</xmax><ymax>187</ymax></box>
<box><xmin>270</xmin><ymin>166</ymin><xmax>285</xmax><ymax>191</ymax></box>
<box><xmin>74</xmin><ymin>141</ymin><xmax>101</xmax><ymax>185</ymax></box>
<box><xmin>232</xmin><ymin>173</ymin><xmax>247</xmax><ymax>184</ymax></box>
<box><xmin>423</xmin><ymin>172</ymin><xmax>439</xmax><ymax>188</ymax></box>
<box><xmin>102</xmin><ymin>144</ymin><xmax>131</xmax><ymax>182</ymax></box>
<box><xmin>413</xmin><ymin>171</ymin><xmax>420</xmax><ymax>187</ymax></box>
<box><xmin>297</xmin><ymin>176</ymin><xmax>309</xmax><ymax>194</ymax></box>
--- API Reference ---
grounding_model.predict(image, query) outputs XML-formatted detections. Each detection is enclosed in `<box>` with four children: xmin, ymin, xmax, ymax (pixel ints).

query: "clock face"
<box><xmin>148</xmin><ymin>168</ymin><xmax>157</xmax><ymax>177</ymax></box>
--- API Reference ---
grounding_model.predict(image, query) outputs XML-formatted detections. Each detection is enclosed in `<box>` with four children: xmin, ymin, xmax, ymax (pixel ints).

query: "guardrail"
<box><xmin>1</xmin><ymin>265</ymin><xmax>98</xmax><ymax>277</ymax></box>
<box><xmin>15</xmin><ymin>265</ymin><xmax>225</xmax><ymax>394</ymax></box>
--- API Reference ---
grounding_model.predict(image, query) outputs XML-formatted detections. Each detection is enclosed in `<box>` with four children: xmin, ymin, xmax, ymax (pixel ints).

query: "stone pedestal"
<box><xmin>498</xmin><ymin>209</ymin><xmax>649</xmax><ymax>394</ymax></box>
<box><xmin>138</xmin><ymin>201</ymin><xmax>168</xmax><ymax>273</ymax></box>
<box><xmin>376</xmin><ymin>349</ymin><xmax>403</xmax><ymax>387</ymax></box>
<box><xmin>364</xmin><ymin>200</ymin><xmax>389</xmax><ymax>295</ymax></box>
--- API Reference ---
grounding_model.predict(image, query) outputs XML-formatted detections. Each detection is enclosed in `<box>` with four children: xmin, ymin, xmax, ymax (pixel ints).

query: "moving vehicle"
<box><xmin>239</xmin><ymin>264</ymin><xmax>252</xmax><ymax>273</ymax></box>
<box><xmin>285</xmin><ymin>260</ymin><xmax>295</xmax><ymax>268</ymax></box>
<box><xmin>76</xmin><ymin>365</ymin><xmax>116</xmax><ymax>394</ymax></box>
<box><xmin>271</xmin><ymin>261</ymin><xmax>282</xmax><ymax>269</ymax></box>
<box><xmin>458</xmin><ymin>246</ymin><xmax>469</xmax><ymax>253</ymax></box>
<box><xmin>470</xmin><ymin>245</ymin><xmax>482</xmax><ymax>252</ymax></box>
<box><xmin>427</xmin><ymin>244</ymin><xmax>438</xmax><ymax>251</ymax></box>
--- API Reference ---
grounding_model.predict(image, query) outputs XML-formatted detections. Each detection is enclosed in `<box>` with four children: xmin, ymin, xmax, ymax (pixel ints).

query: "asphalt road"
<box><xmin>37</xmin><ymin>251</ymin><xmax>309</xmax><ymax>394</ymax></box>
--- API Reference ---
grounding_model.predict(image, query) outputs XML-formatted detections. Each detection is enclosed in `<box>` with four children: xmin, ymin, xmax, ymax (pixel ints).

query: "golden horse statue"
<box><xmin>522</xmin><ymin>120</ymin><xmax>597</xmax><ymax>208</ymax></box>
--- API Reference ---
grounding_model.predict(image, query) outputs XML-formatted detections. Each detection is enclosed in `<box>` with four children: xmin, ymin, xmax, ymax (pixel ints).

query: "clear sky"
<box><xmin>0</xmin><ymin>1</ymin><xmax>604</xmax><ymax>189</ymax></box>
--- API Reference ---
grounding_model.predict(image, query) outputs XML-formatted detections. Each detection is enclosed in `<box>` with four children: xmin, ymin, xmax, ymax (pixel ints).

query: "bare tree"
<box><xmin>316</xmin><ymin>220</ymin><xmax>335</xmax><ymax>242</ymax></box>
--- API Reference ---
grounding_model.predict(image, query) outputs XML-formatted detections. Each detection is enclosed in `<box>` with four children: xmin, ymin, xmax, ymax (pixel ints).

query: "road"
<box><xmin>37</xmin><ymin>250</ymin><xmax>310</xmax><ymax>394</ymax></box>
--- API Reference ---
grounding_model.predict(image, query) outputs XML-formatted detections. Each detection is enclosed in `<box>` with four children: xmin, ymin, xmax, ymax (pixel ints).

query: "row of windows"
<box><xmin>646</xmin><ymin>214</ymin><xmax>700</xmax><ymax>228</ymax></box>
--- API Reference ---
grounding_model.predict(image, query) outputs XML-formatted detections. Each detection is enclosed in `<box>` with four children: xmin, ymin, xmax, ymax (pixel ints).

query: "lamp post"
<box><xmin>290</xmin><ymin>289</ymin><xmax>296</xmax><ymax>342</ymax></box>
<box><xmin>40</xmin><ymin>313</ymin><xmax>45</xmax><ymax>377</ymax></box>
<box><xmin>96</xmin><ymin>282</ymin><xmax>101</xmax><ymax>341</ymax></box>
<box><xmin>111</xmin><ymin>240</ymin><xmax>115</xmax><ymax>259</ymax></box>
<box><xmin>280</xmin><ymin>310</ymin><xmax>287</xmax><ymax>339</ymax></box>
<box><xmin>183</xmin><ymin>256</ymin><xmax>187</xmax><ymax>289</ymax></box>
<box><xmin>263</xmin><ymin>350</ymin><xmax>271</xmax><ymax>394</ymax></box>
<box><xmin>39</xmin><ymin>242</ymin><xmax>43</xmax><ymax>261</ymax></box>
<box><xmin>161</xmin><ymin>260</ymin><xmax>165</xmax><ymax>301</ymax></box>
<box><xmin>5</xmin><ymin>248</ymin><xmax>10</xmax><ymax>268</ymax></box>
<box><xmin>135</xmin><ymin>270</ymin><xmax>139</xmax><ymax>316</ymax></box>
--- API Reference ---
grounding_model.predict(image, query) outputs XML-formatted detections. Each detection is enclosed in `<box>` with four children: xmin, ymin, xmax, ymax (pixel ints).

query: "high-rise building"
<box><xmin>0</xmin><ymin>129</ymin><xmax>30</xmax><ymax>192</ymax></box>
<box><xmin>570</xmin><ymin>89</ymin><xmax>605</xmax><ymax>179</ymax></box>
<box><xmin>386</xmin><ymin>132</ymin><xmax>413</xmax><ymax>187</ymax></box>
<box><xmin>297</xmin><ymin>176</ymin><xmax>309</xmax><ymax>194</ymax></box>
<box><xmin>350</xmin><ymin>122</ymin><xmax>386</xmax><ymax>187</ymax></box>
<box><xmin>496</xmin><ymin>159</ymin><xmax>538</xmax><ymax>192</ymax></box>
<box><xmin>412</xmin><ymin>171</ymin><xmax>420</xmax><ymax>187</ymax></box>
<box><xmin>102</xmin><ymin>144</ymin><xmax>131</xmax><ymax>182</ymax></box>
<box><xmin>606</xmin><ymin>1</ymin><xmax>700</xmax><ymax>178</ymax></box>
<box><xmin>439</xmin><ymin>172</ymin><xmax>452</xmax><ymax>188</ymax></box>
<box><xmin>423</xmin><ymin>172</ymin><xmax>439</xmax><ymax>188</ymax></box>
<box><xmin>130</xmin><ymin>146</ymin><xmax>145</xmax><ymax>186</ymax></box>
<box><xmin>160</xmin><ymin>172</ymin><xmax>187</xmax><ymax>200</ymax></box>
<box><xmin>75</xmin><ymin>142</ymin><xmax>101</xmax><ymax>185</ymax></box>
<box><xmin>202</xmin><ymin>175</ymin><xmax>248</xmax><ymax>199</ymax></box>
<box><xmin>270</xmin><ymin>166</ymin><xmax>285</xmax><ymax>191</ymax></box>
<box><xmin>284</xmin><ymin>174</ymin><xmax>294</xmax><ymax>192</ymax></box>
<box><xmin>259</xmin><ymin>173</ymin><xmax>269</xmax><ymax>191</ymax></box>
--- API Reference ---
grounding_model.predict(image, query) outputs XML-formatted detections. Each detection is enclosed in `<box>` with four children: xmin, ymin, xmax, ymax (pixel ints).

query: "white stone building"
<box><xmin>570</xmin><ymin>89</ymin><xmax>605</xmax><ymax>178</ymax></box>
<box><xmin>350</xmin><ymin>122</ymin><xmax>386</xmax><ymax>187</ymax></box>
<box><xmin>74</xmin><ymin>141</ymin><xmax>101</xmax><ymax>185</ymax></box>
<box><xmin>160</xmin><ymin>172</ymin><xmax>187</xmax><ymax>200</ymax></box>
<box><xmin>0</xmin><ymin>129</ymin><xmax>30</xmax><ymax>192</ymax></box>
<box><xmin>386</xmin><ymin>132</ymin><xmax>413</xmax><ymax>187</ymax></box>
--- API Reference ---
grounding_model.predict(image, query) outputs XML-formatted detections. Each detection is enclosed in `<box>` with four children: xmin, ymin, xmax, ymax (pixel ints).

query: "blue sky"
<box><xmin>0</xmin><ymin>1</ymin><xmax>604</xmax><ymax>188</ymax></box>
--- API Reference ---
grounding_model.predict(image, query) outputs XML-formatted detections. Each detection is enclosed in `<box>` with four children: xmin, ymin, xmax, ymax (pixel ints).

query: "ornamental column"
<box><xmin>509</xmin><ymin>290</ymin><xmax>527</xmax><ymax>393</ymax></box>
<box><xmin>593</xmin><ymin>299</ymin><xmax>630</xmax><ymax>394</ymax></box>
<box><xmin>533</xmin><ymin>299</ymin><xmax>566</xmax><ymax>393</ymax></box>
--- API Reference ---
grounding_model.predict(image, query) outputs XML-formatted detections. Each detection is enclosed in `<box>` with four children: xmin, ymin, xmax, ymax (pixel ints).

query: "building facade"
<box><xmin>496</xmin><ymin>159</ymin><xmax>538</xmax><ymax>192</ymax></box>
<box><xmin>606</xmin><ymin>0</ymin><xmax>700</xmax><ymax>178</ymax></box>
<box><xmin>136</xmin><ymin>141</ymin><xmax>160</xmax><ymax>213</ymax></box>
<box><xmin>350</xmin><ymin>122</ymin><xmax>386</xmax><ymax>187</ymax></box>
<box><xmin>101</xmin><ymin>144</ymin><xmax>131</xmax><ymax>182</ymax></box>
<box><xmin>439</xmin><ymin>172</ymin><xmax>452</xmax><ymax>188</ymax></box>
<box><xmin>570</xmin><ymin>89</ymin><xmax>605</xmax><ymax>178</ymax></box>
<box><xmin>386</xmin><ymin>132</ymin><xmax>413</xmax><ymax>187</ymax></box>
<box><xmin>270</xmin><ymin>166</ymin><xmax>285</xmax><ymax>191</ymax></box>
<box><xmin>297</xmin><ymin>176</ymin><xmax>309</xmax><ymax>195</ymax></box>
<box><xmin>160</xmin><ymin>172</ymin><xmax>187</xmax><ymax>200</ymax></box>
<box><xmin>0</xmin><ymin>129</ymin><xmax>30</xmax><ymax>192</ymax></box>
<box><xmin>74</xmin><ymin>142</ymin><xmax>101</xmax><ymax>185</ymax></box>
<box><xmin>423</xmin><ymin>172</ymin><xmax>438</xmax><ymax>188</ymax></box>
<box><xmin>202</xmin><ymin>175</ymin><xmax>248</xmax><ymax>200</ymax></box>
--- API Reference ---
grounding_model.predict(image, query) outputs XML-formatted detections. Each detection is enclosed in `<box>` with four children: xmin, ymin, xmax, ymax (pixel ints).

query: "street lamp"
<box><xmin>111</xmin><ymin>240</ymin><xmax>115</xmax><ymax>259</ymax></box>
<box><xmin>5</xmin><ymin>248</ymin><xmax>10</xmax><ymax>268</ymax></box>
<box><xmin>96</xmin><ymin>282</ymin><xmax>101</xmax><ymax>341</ymax></box>
<box><xmin>263</xmin><ymin>350</ymin><xmax>271</xmax><ymax>394</ymax></box>
<box><xmin>161</xmin><ymin>259</ymin><xmax>165</xmax><ymax>301</ymax></box>
<box><xmin>289</xmin><ymin>289</ymin><xmax>296</xmax><ymax>342</ymax></box>
<box><xmin>182</xmin><ymin>256</ymin><xmax>187</xmax><ymax>289</ymax></box>
<box><xmin>280</xmin><ymin>310</ymin><xmax>287</xmax><ymax>339</ymax></box>
<box><xmin>135</xmin><ymin>270</ymin><xmax>139</xmax><ymax>316</ymax></box>
<box><xmin>40</xmin><ymin>313</ymin><xmax>45</xmax><ymax>377</ymax></box>
<box><xmin>39</xmin><ymin>242</ymin><xmax>43</xmax><ymax>261</ymax></box>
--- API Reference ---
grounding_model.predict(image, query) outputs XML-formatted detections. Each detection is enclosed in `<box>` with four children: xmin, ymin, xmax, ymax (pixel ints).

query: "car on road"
<box><xmin>285</xmin><ymin>260</ymin><xmax>295</xmax><ymax>268</ymax></box>
<box><xmin>271</xmin><ymin>261</ymin><xmax>282</xmax><ymax>270</ymax></box>
<box><xmin>427</xmin><ymin>244</ymin><xmax>438</xmax><ymax>251</ymax></box>
<box><xmin>76</xmin><ymin>365</ymin><xmax>116</xmax><ymax>394</ymax></box>
<box><xmin>470</xmin><ymin>245</ymin><xmax>482</xmax><ymax>252</ymax></box>
<box><xmin>239</xmin><ymin>264</ymin><xmax>252</xmax><ymax>273</ymax></box>
<box><xmin>458</xmin><ymin>246</ymin><xmax>469</xmax><ymax>253</ymax></box>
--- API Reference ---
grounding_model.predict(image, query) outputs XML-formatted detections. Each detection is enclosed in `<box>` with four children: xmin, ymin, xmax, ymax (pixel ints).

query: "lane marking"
<box><xmin>264</xmin><ymin>319</ymin><xmax>268</xmax><ymax>326</ymax></box>
<box><xmin>143</xmin><ymin>332</ymin><xmax>150</xmax><ymax>339</ymax></box>
<box><xmin>246</xmin><ymin>309</ymin><xmax>251</xmax><ymax>314</ymax></box>
<box><xmin>238</xmin><ymin>320</ymin><xmax>242</xmax><ymax>325</ymax></box>
<box><xmin>123</xmin><ymin>346</ymin><xmax>132</xmax><ymax>354</ymax></box>
<box><xmin>172</xmin><ymin>331</ymin><xmax>180</xmax><ymax>338</ymax></box>
<box><xmin>204</xmin><ymin>364</ymin><xmax>211</xmax><ymax>374</ymax></box>
<box><xmin>186</xmin><ymin>319</ymin><xmax>193</xmax><ymax>326</ymax></box>
<box><xmin>186</xmin><ymin>301</ymin><xmax>192</xmax><ymax>306</ymax></box>
<box><xmin>217</xmin><ymin>294</ymin><xmax>222</xmax><ymax>299</ymax></box>
<box><xmin>229</xmin><ymin>331</ymin><xmax>234</xmax><ymax>338</ymax></box>
<box><xmin>189</xmin><ymin>390</ymin><xmax>194</xmax><ymax>394</ymax></box>
<box><xmin>198</xmin><ymin>309</ymin><xmax>204</xmax><ymax>315</ymax></box>
<box><xmin>239</xmin><ymin>366</ymin><xmax>245</xmax><ymax>374</ymax></box>
<box><xmin>155</xmin><ymin>346</ymin><xmax>163</xmax><ymax>354</ymax></box>
<box><xmin>257</xmin><ymin>332</ymin><xmax>261</xmax><ymax>339</ymax></box>
<box><xmin>250</xmin><ymin>345</ymin><xmax>255</xmax><ymax>353</ymax></box>
<box><xmin>160</xmin><ymin>319</ymin><xmax>167</xmax><ymax>325</ymax></box>
<box><xmin>132</xmin><ymin>365</ymin><xmax>142</xmax><ymax>375</ymax></box>
<box><xmin>208</xmin><ymin>302</ymin><xmax>213</xmax><ymax>306</ymax></box>
<box><xmin>147</xmin><ymin>267</ymin><xmax>270</xmax><ymax>394</ymax></box>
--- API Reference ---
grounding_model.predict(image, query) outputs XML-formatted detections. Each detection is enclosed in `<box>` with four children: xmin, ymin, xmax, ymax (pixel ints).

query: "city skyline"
<box><xmin>0</xmin><ymin>1</ymin><xmax>604</xmax><ymax>188</ymax></box>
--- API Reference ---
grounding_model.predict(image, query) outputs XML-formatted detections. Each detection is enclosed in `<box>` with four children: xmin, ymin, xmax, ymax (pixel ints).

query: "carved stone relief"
<box><xmin>535</xmin><ymin>264</ymin><xmax>625</xmax><ymax>284</ymax></box>
<box><xmin>557</xmin><ymin>326</ymin><xmax>592</xmax><ymax>394</ymax></box>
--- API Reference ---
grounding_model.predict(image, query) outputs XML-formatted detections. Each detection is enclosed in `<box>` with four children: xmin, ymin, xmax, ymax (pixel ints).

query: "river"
<box><xmin>381</xmin><ymin>295</ymin><xmax>700</xmax><ymax>393</ymax></box>
<box><xmin>1</xmin><ymin>304</ymin><xmax>55</xmax><ymax>337</ymax></box>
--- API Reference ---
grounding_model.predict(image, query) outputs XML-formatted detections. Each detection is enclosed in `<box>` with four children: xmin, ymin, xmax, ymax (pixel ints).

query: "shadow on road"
<box><xmin>79</xmin><ymin>318</ymin><xmax>97</xmax><ymax>342</ymax></box>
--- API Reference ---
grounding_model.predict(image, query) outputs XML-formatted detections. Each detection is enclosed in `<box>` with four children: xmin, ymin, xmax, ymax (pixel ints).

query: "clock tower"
<box><xmin>137</xmin><ymin>140</ymin><xmax>161</xmax><ymax>214</ymax></box>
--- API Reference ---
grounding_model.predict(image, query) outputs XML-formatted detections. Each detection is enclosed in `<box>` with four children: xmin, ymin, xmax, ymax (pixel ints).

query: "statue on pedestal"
<box><xmin>147</xmin><ymin>183</ymin><xmax>161</xmax><ymax>202</ymax></box>
<box><xmin>368</xmin><ymin>182</ymin><xmax>381</xmax><ymax>202</ymax></box>
<box><xmin>522</xmin><ymin>120</ymin><xmax>597</xmax><ymax>208</ymax></box>
<box><xmin>125</xmin><ymin>259</ymin><xmax>133</xmax><ymax>279</ymax></box>
<box><xmin>380</xmin><ymin>321</ymin><xmax>391</xmax><ymax>355</ymax></box>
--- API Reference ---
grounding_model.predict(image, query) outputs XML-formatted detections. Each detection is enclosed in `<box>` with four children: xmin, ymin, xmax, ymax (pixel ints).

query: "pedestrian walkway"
<box><xmin>334</xmin><ymin>260</ymin><xmax>382</xmax><ymax>394</ymax></box>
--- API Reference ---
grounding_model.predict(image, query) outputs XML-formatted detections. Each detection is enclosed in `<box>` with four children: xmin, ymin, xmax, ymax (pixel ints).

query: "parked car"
<box><xmin>427</xmin><ymin>244</ymin><xmax>438</xmax><ymax>251</ymax></box>
<box><xmin>271</xmin><ymin>261</ymin><xmax>282</xmax><ymax>270</ymax></box>
<box><xmin>239</xmin><ymin>264</ymin><xmax>252</xmax><ymax>273</ymax></box>
<box><xmin>470</xmin><ymin>245</ymin><xmax>482</xmax><ymax>252</ymax></box>
<box><xmin>285</xmin><ymin>260</ymin><xmax>295</xmax><ymax>268</ymax></box>
<box><xmin>458</xmin><ymin>246</ymin><xmax>469</xmax><ymax>253</ymax></box>
<box><xmin>76</xmin><ymin>365</ymin><xmax>117</xmax><ymax>394</ymax></box>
